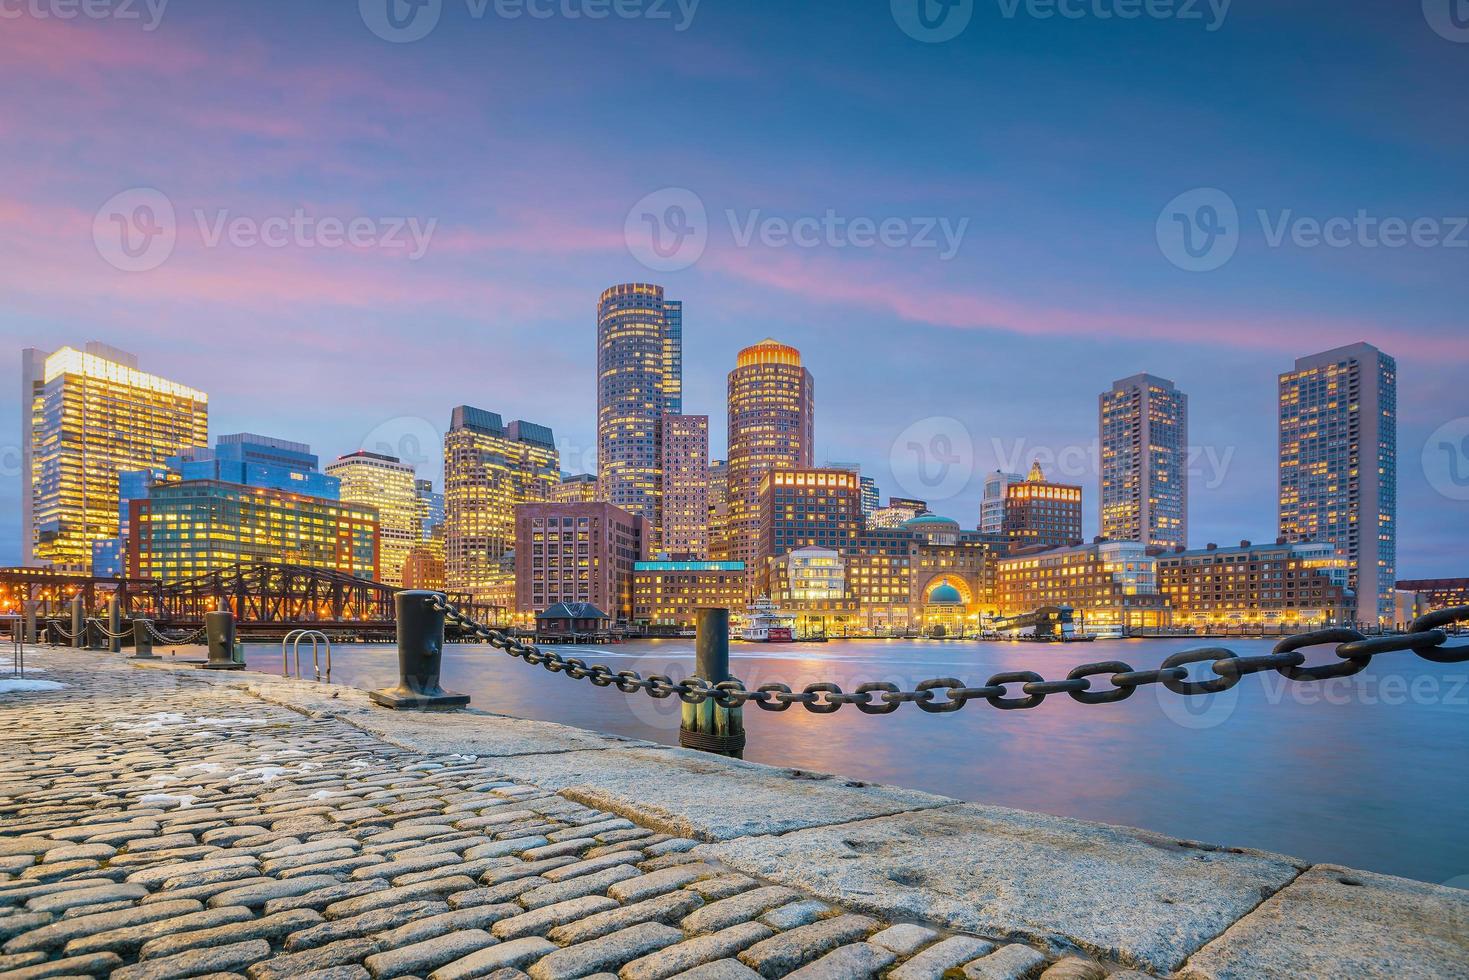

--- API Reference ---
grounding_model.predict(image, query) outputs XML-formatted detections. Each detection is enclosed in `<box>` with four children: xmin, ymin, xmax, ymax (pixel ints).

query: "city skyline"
<box><xmin>1</xmin><ymin>1</ymin><xmax>1465</xmax><ymax>577</ymax></box>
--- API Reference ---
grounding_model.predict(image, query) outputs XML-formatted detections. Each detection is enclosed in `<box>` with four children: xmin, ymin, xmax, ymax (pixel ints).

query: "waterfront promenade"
<box><xmin>2</xmin><ymin>650</ymin><xmax>1466</xmax><ymax>979</ymax></box>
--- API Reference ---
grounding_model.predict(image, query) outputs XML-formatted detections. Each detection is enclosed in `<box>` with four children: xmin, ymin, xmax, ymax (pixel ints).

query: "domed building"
<box><xmin>903</xmin><ymin>513</ymin><xmax>961</xmax><ymax>546</ymax></box>
<box><xmin>923</xmin><ymin>580</ymin><xmax>968</xmax><ymax>635</ymax></box>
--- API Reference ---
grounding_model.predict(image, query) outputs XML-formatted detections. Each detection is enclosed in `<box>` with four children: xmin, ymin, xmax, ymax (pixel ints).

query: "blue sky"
<box><xmin>1</xmin><ymin>0</ymin><xmax>1465</xmax><ymax>573</ymax></box>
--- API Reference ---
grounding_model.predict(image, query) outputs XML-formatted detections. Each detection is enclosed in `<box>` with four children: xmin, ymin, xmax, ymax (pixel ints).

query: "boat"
<box><xmin>740</xmin><ymin>597</ymin><xmax>796</xmax><ymax>643</ymax></box>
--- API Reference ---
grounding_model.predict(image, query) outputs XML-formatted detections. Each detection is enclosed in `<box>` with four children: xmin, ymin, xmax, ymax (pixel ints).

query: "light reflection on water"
<box><xmin>241</xmin><ymin>636</ymin><xmax>1469</xmax><ymax>886</ymax></box>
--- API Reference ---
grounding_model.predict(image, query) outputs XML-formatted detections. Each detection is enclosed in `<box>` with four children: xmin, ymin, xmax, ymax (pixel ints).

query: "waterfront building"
<box><xmin>596</xmin><ymin>283</ymin><xmax>682</xmax><ymax>528</ymax></box>
<box><xmin>129</xmin><ymin>481</ymin><xmax>378</xmax><ymax>583</ymax></box>
<box><xmin>996</xmin><ymin>540</ymin><xmax>1171</xmax><ymax>630</ymax></box>
<box><xmin>869</xmin><ymin>496</ymin><xmax>928</xmax><ymax>529</ymax></box>
<box><xmin>658</xmin><ymin>414</ymin><xmax>709</xmax><ymax>558</ymax></box>
<box><xmin>325</xmin><ymin>451</ymin><xmax>418</xmax><ymax>586</ymax></box>
<box><xmin>727</xmin><ymin>339</ymin><xmax>814</xmax><ymax>594</ymax></box>
<box><xmin>1395</xmin><ymin>578</ymin><xmax>1469</xmax><ymax>617</ymax></box>
<box><xmin>23</xmin><ymin>343</ymin><xmax>208</xmax><ymax>570</ymax></box>
<box><xmin>770</xmin><ymin>546</ymin><xmax>856</xmax><ymax>628</ymax></box>
<box><xmin>756</xmin><ymin>468</ymin><xmax>862</xmax><ymax>595</ymax></box>
<box><xmin>980</xmin><ymin>470</ymin><xmax>1024</xmax><ymax>535</ymax></box>
<box><xmin>707</xmin><ymin>459</ymin><xmax>730</xmax><ymax>560</ymax></box>
<box><xmin>514</xmin><ymin>501</ymin><xmax>647</xmax><ymax>622</ymax></box>
<box><xmin>416</xmin><ymin>479</ymin><xmax>445</xmax><ymax>536</ymax></box>
<box><xmin>1155</xmin><ymin>539</ymin><xmax>1353</xmax><ymax>628</ymax></box>
<box><xmin>632</xmin><ymin>559</ymin><xmax>746</xmax><ymax>629</ymax></box>
<box><xmin>841</xmin><ymin>516</ymin><xmax>1006</xmax><ymax>633</ymax></box>
<box><xmin>1004</xmin><ymin>461</ymin><xmax>1083</xmax><ymax>551</ymax></box>
<box><xmin>551</xmin><ymin>474</ymin><xmax>601</xmax><ymax>504</ymax></box>
<box><xmin>444</xmin><ymin>406</ymin><xmax>559</xmax><ymax>602</ymax></box>
<box><xmin>1279</xmin><ymin>343</ymin><xmax>1397</xmax><ymax>625</ymax></box>
<box><xmin>1100</xmin><ymin>374</ymin><xmax>1188</xmax><ymax>550</ymax></box>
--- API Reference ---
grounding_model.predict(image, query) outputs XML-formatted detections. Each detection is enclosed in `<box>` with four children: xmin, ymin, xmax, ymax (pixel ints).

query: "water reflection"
<box><xmin>238</xmin><ymin>637</ymin><xmax>1469</xmax><ymax>886</ymax></box>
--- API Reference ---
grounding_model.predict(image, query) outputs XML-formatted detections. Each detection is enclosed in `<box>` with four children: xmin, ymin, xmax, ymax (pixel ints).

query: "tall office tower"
<box><xmin>1099</xmin><ymin>374</ymin><xmax>1189</xmax><ymax>550</ymax></box>
<box><xmin>23</xmin><ymin>344</ymin><xmax>208</xmax><ymax>570</ymax></box>
<box><xmin>444</xmin><ymin>406</ymin><xmax>560</xmax><ymax>601</ymax></box>
<box><xmin>826</xmin><ymin>462</ymin><xmax>879</xmax><ymax>522</ymax></box>
<box><xmin>658</xmin><ymin>414</ymin><xmax>709</xmax><ymax>557</ymax></box>
<box><xmin>1004</xmin><ymin>461</ymin><xmax>1083</xmax><ymax>551</ymax></box>
<box><xmin>596</xmin><ymin>283</ymin><xmax>682</xmax><ymax>528</ymax></box>
<box><xmin>707</xmin><ymin>459</ymin><xmax>730</xmax><ymax>560</ymax></box>
<box><xmin>727</xmin><ymin>339</ymin><xmax>815</xmax><ymax>596</ymax></box>
<box><xmin>415</xmin><ymin>478</ymin><xmax>445</xmax><ymax>537</ymax></box>
<box><xmin>552</xmin><ymin>474</ymin><xmax>601</xmax><ymax>504</ymax></box>
<box><xmin>980</xmin><ymin>470</ymin><xmax>1024</xmax><ymax>534</ymax></box>
<box><xmin>325</xmin><ymin>451</ymin><xmax>418</xmax><ymax>586</ymax></box>
<box><xmin>1279</xmin><ymin>343</ymin><xmax>1397</xmax><ymax>626</ymax></box>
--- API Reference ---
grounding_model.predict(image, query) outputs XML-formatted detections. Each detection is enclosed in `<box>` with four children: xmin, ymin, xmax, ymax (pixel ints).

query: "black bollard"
<box><xmin>108</xmin><ymin>596</ymin><xmax>123</xmax><ymax>654</ymax></box>
<box><xmin>23</xmin><ymin>602</ymin><xmax>36</xmax><ymax>645</ymax></box>
<box><xmin>131</xmin><ymin>619</ymin><xmax>156</xmax><ymax>659</ymax></box>
<box><xmin>680</xmin><ymin>608</ymin><xmax>745</xmax><ymax>758</ymax></box>
<box><xmin>71</xmin><ymin>597</ymin><xmax>84</xmax><ymax>650</ymax></box>
<box><xmin>369</xmin><ymin>591</ymin><xmax>469</xmax><ymax>709</ymax></box>
<box><xmin>201</xmin><ymin>610</ymin><xmax>243</xmax><ymax>670</ymax></box>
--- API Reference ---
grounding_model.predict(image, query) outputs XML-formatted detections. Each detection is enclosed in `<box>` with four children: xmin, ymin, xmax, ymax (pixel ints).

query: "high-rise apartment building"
<box><xmin>596</xmin><ymin>283</ymin><xmax>682</xmax><ymax>527</ymax></box>
<box><xmin>1100</xmin><ymin>374</ymin><xmax>1188</xmax><ymax>550</ymax></box>
<box><xmin>552</xmin><ymin>474</ymin><xmax>600</xmax><ymax>504</ymax></box>
<box><xmin>1004</xmin><ymin>461</ymin><xmax>1082</xmax><ymax>551</ymax></box>
<box><xmin>325</xmin><ymin>451</ymin><xmax>418</xmax><ymax>586</ymax></box>
<box><xmin>707</xmin><ymin>459</ymin><xmax>730</xmax><ymax>559</ymax></box>
<box><xmin>514</xmin><ymin>501</ymin><xmax>647</xmax><ymax>621</ymax></box>
<box><xmin>24</xmin><ymin>344</ymin><xmax>208</xmax><ymax>570</ymax></box>
<box><xmin>757</xmin><ymin>468</ymin><xmax>861</xmax><ymax>595</ymax></box>
<box><xmin>727</xmin><ymin>338</ymin><xmax>814</xmax><ymax>595</ymax></box>
<box><xmin>1279</xmin><ymin>343</ymin><xmax>1397</xmax><ymax>625</ymax></box>
<box><xmin>658</xmin><ymin>414</ymin><xmax>709</xmax><ymax>557</ymax></box>
<box><xmin>444</xmin><ymin>406</ymin><xmax>559</xmax><ymax>601</ymax></box>
<box><xmin>980</xmin><ymin>470</ymin><xmax>1024</xmax><ymax>535</ymax></box>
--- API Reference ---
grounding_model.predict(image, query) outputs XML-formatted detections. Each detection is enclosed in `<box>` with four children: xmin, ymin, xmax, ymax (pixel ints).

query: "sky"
<box><xmin>1</xmin><ymin>0</ymin><xmax>1465</xmax><ymax>575</ymax></box>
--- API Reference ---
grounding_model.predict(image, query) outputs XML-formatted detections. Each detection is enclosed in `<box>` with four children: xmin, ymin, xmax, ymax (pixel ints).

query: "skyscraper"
<box><xmin>658</xmin><ymin>414</ymin><xmax>709</xmax><ymax>557</ymax></box>
<box><xmin>24</xmin><ymin>344</ymin><xmax>208</xmax><ymax>570</ymax></box>
<box><xmin>444</xmin><ymin>406</ymin><xmax>560</xmax><ymax>601</ymax></box>
<box><xmin>1279</xmin><ymin>343</ymin><xmax>1397</xmax><ymax>626</ymax></box>
<box><xmin>326</xmin><ymin>451</ymin><xmax>419</xmax><ymax>586</ymax></box>
<box><xmin>707</xmin><ymin>459</ymin><xmax>730</xmax><ymax>560</ymax></box>
<box><xmin>980</xmin><ymin>470</ymin><xmax>1024</xmax><ymax>535</ymax></box>
<box><xmin>1100</xmin><ymin>373</ymin><xmax>1188</xmax><ymax>550</ymax></box>
<box><xmin>1004</xmin><ymin>461</ymin><xmax>1083</xmax><ymax>551</ymax></box>
<box><xmin>726</xmin><ymin>338</ymin><xmax>814</xmax><ymax>595</ymax></box>
<box><xmin>596</xmin><ymin>283</ymin><xmax>682</xmax><ymax>527</ymax></box>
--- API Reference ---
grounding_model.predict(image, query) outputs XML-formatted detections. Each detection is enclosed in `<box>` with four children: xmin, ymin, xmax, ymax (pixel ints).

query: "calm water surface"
<box><xmin>236</xmin><ymin>636</ymin><xmax>1468</xmax><ymax>885</ymax></box>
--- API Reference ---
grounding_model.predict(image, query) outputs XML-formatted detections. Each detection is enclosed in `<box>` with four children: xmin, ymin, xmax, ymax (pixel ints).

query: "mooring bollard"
<box><xmin>131</xmin><ymin>618</ymin><xmax>155</xmax><ymax>659</ymax></box>
<box><xmin>680</xmin><ymin>607</ymin><xmax>745</xmax><ymax>758</ymax></box>
<box><xmin>369</xmin><ymin>591</ymin><xmax>469</xmax><ymax>709</ymax></box>
<box><xmin>202</xmin><ymin>610</ymin><xmax>243</xmax><ymax>670</ymax></box>
<box><xmin>23</xmin><ymin>602</ymin><xmax>37</xmax><ymax>645</ymax></box>
<box><xmin>71</xmin><ymin>597</ymin><xmax>84</xmax><ymax>650</ymax></box>
<box><xmin>108</xmin><ymin>596</ymin><xmax>122</xmax><ymax>654</ymax></box>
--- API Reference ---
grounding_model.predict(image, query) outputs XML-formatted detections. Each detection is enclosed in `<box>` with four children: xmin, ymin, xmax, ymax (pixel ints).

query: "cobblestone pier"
<box><xmin>2</xmin><ymin>649</ymin><xmax>1466</xmax><ymax>979</ymax></box>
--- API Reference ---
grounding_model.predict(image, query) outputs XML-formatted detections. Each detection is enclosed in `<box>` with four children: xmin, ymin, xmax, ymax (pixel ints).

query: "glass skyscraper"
<box><xmin>326</xmin><ymin>451</ymin><xmax>419</xmax><ymax>586</ymax></box>
<box><xmin>1279</xmin><ymin>343</ymin><xmax>1396</xmax><ymax>626</ymax></box>
<box><xmin>1099</xmin><ymin>373</ymin><xmax>1188</xmax><ymax>550</ymax></box>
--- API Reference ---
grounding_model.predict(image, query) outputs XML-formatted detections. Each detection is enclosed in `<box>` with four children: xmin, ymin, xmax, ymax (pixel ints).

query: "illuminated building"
<box><xmin>1279</xmin><ymin>343</ymin><xmax>1397</xmax><ymax>626</ymax></box>
<box><xmin>402</xmin><ymin>528</ymin><xmax>446</xmax><ymax>591</ymax></box>
<box><xmin>552</xmin><ymin>474</ymin><xmax>601</xmax><ymax>504</ymax></box>
<box><xmin>770</xmin><ymin>546</ymin><xmax>855</xmax><ymax>627</ymax></box>
<box><xmin>658</xmin><ymin>414</ymin><xmax>709</xmax><ymax>557</ymax></box>
<box><xmin>129</xmin><ymin>481</ymin><xmax>378</xmax><ymax>583</ymax></box>
<box><xmin>996</xmin><ymin>540</ymin><xmax>1171</xmax><ymax>630</ymax></box>
<box><xmin>444</xmin><ymin>406</ymin><xmax>560</xmax><ymax>601</ymax></box>
<box><xmin>727</xmin><ymin>339</ymin><xmax>814</xmax><ymax>594</ymax></box>
<box><xmin>757</xmin><ymin>468</ymin><xmax>861</xmax><ymax>595</ymax></box>
<box><xmin>1004</xmin><ymin>461</ymin><xmax>1082</xmax><ymax>551</ymax></box>
<box><xmin>596</xmin><ymin>283</ymin><xmax>682</xmax><ymax>528</ymax></box>
<box><xmin>632</xmin><ymin>559</ymin><xmax>746</xmax><ymax>629</ymax></box>
<box><xmin>827</xmin><ymin>461</ymin><xmax>879</xmax><ymax>521</ymax></box>
<box><xmin>1156</xmin><ymin>540</ymin><xmax>1353</xmax><ymax>628</ymax></box>
<box><xmin>1100</xmin><ymin>374</ymin><xmax>1188</xmax><ymax>549</ymax></box>
<box><xmin>980</xmin><ymin>470</ymin><xmax>1023</xmax><ymax>535</ymax></box>
<box><xmin>24</xmin><ymin>343</ymin><xmax>208</xmax><ymax>570</ymax></box>
<box><xmin>707</xmin><ymin>459</ymin><xmax>730</xmax><ymax>559</ymax></box>
<box><xmin>325</xmin><ymin>451</ymin><xmax>418</xmax><ymax>586</ymax></box>
<box><xmin>416</xmin><ymin>479</ymin><xmax>444</xmax><ymax>536</ymax></box>
<box><xmin>1395</xmin><ymin>578</ymin><xmax>1469</xmax><ymax>617</ymax></box>
<box><xmin>869</xmin><ymin>497</ymin><xmax>927</xmax><ymax>529</ymax></box>
<box><xmin>515</xmin><ymin>502</ymin><xmax>647</xmax><ymax>621</ymax></box>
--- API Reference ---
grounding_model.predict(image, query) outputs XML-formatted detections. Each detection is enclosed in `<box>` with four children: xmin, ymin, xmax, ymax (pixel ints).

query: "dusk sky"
<box><xmin>2</xmin><ymin>0</ymin><xmax>1465</xmax><ymax>574</ymax></box>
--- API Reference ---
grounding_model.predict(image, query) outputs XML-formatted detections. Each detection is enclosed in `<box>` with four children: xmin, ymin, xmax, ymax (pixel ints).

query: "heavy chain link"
<box><xmin>144</xmin><ymin>622</ymin><xmax>208</xmax><ymax>645</ymax></box>
<box><xmin>428</xmin><ymin>596</ymin><xmax>1469</xmax><ymax>714</ymax></box>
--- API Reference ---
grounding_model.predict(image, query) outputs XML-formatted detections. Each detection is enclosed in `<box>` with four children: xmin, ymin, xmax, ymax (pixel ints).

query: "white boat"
<box><xmin>740</xmin><ymin>597</ymin><xmax>796</xmax><ymax>643</ymax></box>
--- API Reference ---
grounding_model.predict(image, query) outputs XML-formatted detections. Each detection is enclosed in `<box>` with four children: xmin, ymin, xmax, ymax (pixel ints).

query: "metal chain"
<box><xmin>144</xmin><ymin>622</ymin><xmax>208</xmax><ymax>645</ymax></box>
<box><xmin>428</xmin><ymin>596</ymin><xmax>1469</xmax><ymax>714</ymax></box>
<box><xmin>86</xmin><ymin>618</ymin><xmax>134</xmax><ymax>640</ymax></box>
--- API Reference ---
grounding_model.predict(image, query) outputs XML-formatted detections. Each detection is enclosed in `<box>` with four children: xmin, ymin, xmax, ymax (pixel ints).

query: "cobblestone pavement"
<box><xmin>0</xmin><ymin>652</ymin><xmax>1139</xmax><ymax>980</ymax></box>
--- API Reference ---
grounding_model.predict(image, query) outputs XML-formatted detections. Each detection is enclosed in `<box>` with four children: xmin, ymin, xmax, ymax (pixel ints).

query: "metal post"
<box><xmin>680</xmin><ymin>608</ymin><xmax>744</xmax><ymax>758</ymax></box>
<box><xmin>202</xmin><ymin>610</ymin><xmax>243</xmax><ymax>670</ymax></box>
<box><xmin>369</xmin><ymin>591</ymin><xmax>469</xmax><ymax>709</ymax></box>
<box><xmin>108</xmin><ymin>595</ymin><xmax>123</xmax><ymax>654</ymax></box>
<box><xmin>71</xmin><ymin>596</ymin><xmax>84</xmax><ymax>650</ymax></box>
<box><xmin>23</xmin><ymin>602</ymin><xmax>37</xmax><ymax>644</ymax></box>
<box><xmin>132</xmin><ymin>618</ymin><xmax>155</xmax><ymax>659</ymax></box>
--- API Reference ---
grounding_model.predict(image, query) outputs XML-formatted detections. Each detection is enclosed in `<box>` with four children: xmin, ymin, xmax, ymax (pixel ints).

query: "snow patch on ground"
<box><xmin>139</xmin><ymin>793</ymin><xmax>197</xmax><ymax>810</ymax></box>
<box><xmin>0</xmin><ymin>678</ymin><xmax>68</xmax><ymax>695</ymax></box>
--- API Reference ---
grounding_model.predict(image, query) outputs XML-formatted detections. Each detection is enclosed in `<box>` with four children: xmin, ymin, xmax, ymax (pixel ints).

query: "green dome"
<box><xmin>928</xmin><ymin>583</ymin><xmax>963</xmax><ymax>605</ymax></box>
<box><xmin>903</xmin><ymin>514</ymin><xmax>958</xmax><ymax>528</ymax></box>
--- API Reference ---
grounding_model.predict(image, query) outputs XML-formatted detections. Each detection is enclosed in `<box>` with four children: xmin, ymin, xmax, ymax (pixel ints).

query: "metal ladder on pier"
<box><xmin>282</xmin><ymin>629</ymin><xmax>332</xmax><ymax>682</ymax></box>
